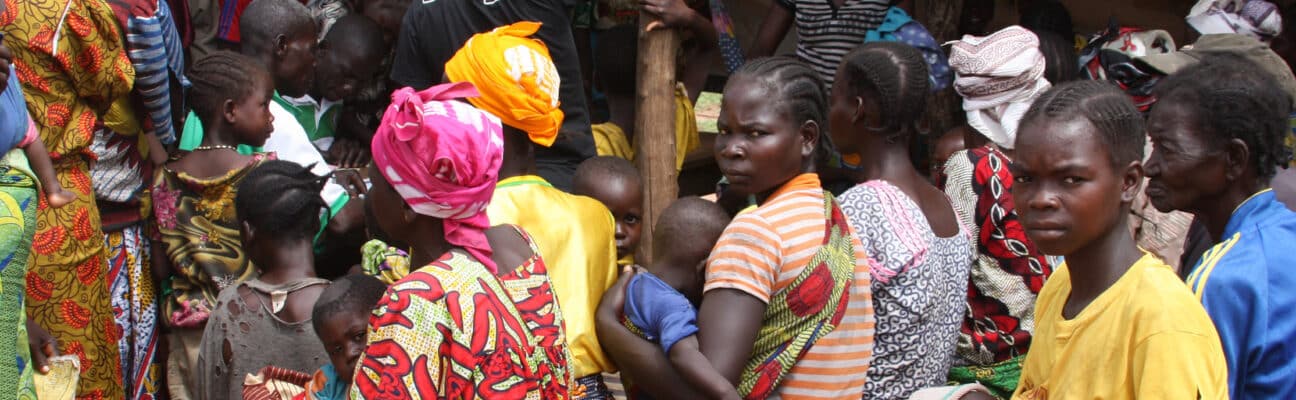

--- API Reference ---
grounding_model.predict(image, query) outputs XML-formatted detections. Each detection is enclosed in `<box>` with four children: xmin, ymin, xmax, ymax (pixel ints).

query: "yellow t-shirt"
<box><xmin>1013</xmin><ymin>253</ymin><xmax>1228</xmax><ymax>400</ymax></box>
<box><xmin>487</xmin><ymin>175</ymin><xmax>619</xmax><ymax>377</ymax></box>
<box><xmin>591</xmin><ymin>83</ymin><xmax>700</xmax><ymax>171</ymax></box>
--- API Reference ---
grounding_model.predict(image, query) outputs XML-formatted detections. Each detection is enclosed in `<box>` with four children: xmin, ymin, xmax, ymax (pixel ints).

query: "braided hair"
<box><xmin>235</xmin><ymin>160</ymin><xmax>329</xmax><ymax>241</ymax></box>
<box><xmin>187</xmin><ymin>51</ymin><xmax>268</xmax><ymax>126</ymax></box>
<box><xmin>311</xmin><ymin>274</ymin><xmax>387</xmax><ymax>334</ymax></box>
<box><xmin>1153</xmin><ymin>53</ymin><xmax>1293</xmax><ymax>179</ymax></box>
<box><xmin>1021</xmin><ymin>80</ymin><xmax>1145</xmax><ymax>167</ymax></box>
<box><xmin>730</xmin><ymin>57</ymin><xmax>828</xmax><ymax>161</ymax></box>
<box><xmin>838</xmin><ymin>42</ymin><xmax>930</xmax><ymax>138</ymax></box>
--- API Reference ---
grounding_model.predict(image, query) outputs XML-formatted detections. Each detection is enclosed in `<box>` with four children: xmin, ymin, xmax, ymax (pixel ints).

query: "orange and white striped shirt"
<box><xmin>705</xmin><ymin>173</ymin><xmax>876</xmax><ymax>399</ymax></box>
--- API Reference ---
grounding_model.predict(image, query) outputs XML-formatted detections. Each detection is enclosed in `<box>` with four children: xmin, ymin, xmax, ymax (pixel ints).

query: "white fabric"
<box><xmin>948</xmin><ymin>26</ymin><xmax>1051</xmax><ymax>150</ymax></box>
<box><xmin>1188</xmin><ymin>0</ymin><xmax>1283</xmax><ymax>42</ymax></box>
<box><xmin>267</xmin><ymin>101</ymin><xmax>349</xmax><ymax>210</ymax></box>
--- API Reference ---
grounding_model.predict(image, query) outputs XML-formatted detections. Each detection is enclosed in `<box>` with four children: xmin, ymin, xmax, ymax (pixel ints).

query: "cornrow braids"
<box><xmin>839</xmin><ymin>42</ymin><xmax>930</xmax><ymax>137</ymax></box>
<box><xmin>235</xmin><ymin>160</ymin><xmax>330</xmax><ymax>241</ymax></box>
<box><xmin>1022</xmin><ymin>80</ymin><xmax>1145</xmax><ymax>167</ymax></box>
<box><xmin>1153</xmin><ymin>54</ymin><xmax>1293</xmax><ymax>179</ymax></box>
<box><xmin>187</xmin><ymin>51</ymin><xmax>268</xmax><ymax>125</ymax></box>
<box><xmin>732</xmin><ymin>57</ymin><xmax>829</xmax><ymax>162</ymax></box>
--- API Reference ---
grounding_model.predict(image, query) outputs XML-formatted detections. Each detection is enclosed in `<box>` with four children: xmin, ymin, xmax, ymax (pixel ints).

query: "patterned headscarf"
<box><xmin>371</xmin><ymin>82</ymin><xmax>505</xmax><ymax>272</ymax></box>
<box><xmin>949</xmin><ymin>26</ymin><xmax>1052</xmax><ymax>150</ymax></box>
<box><xmin>444</xmin><ymin>21</ymin><xmax>563</xmax><ymax>147</ymax></box>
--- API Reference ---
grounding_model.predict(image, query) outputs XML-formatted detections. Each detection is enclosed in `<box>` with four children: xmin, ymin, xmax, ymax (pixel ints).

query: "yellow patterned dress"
<box><xmin>2</xmin><ymin>0</ymin><xmax>137</xmax><ymax>397</ymax></box>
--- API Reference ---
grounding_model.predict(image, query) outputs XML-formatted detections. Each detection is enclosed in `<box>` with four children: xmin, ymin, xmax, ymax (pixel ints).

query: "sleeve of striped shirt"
<box><xmin>941</xmin><ymin>150</ymin><xmax>979</xmax><ymax>239</ymax></box>
<box><xmin>704</xmin><ymin>212</ymin><xmax>782</xmax><ymax>303</ymax></box>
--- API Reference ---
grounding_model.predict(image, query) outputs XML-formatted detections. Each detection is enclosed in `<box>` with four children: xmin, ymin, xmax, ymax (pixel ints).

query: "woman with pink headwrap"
<box><xmin>350</xmin><ymin>82</ymin><xmax>572</xmax><ymax>398</ymax></box>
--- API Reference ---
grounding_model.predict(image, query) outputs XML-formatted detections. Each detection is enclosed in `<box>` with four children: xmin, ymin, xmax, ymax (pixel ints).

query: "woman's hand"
<box><xmin>596</xmin><ymin>265</ymin><xmax>637</xmax><ymax>326</ymax></box>
<box><xmin>26</xmin><ymin>319</ymin><xmax>59</xmax><ymax>374</ymax></box>
<box><xmin>639</xmin><ymin>0</ymin><xmax>696</xmax><ymax>31</ymax></box>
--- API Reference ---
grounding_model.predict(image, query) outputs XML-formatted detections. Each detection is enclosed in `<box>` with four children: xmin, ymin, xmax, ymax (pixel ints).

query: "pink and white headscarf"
<box><xmin>371</xmin><ymin>82</ymin><xmax>506</xmax><ymax>272</ymax></box>
<box><xmin>949</xmin><ymin>26</ymin><xmax>1052</xmax><ymax>150</ymax></box>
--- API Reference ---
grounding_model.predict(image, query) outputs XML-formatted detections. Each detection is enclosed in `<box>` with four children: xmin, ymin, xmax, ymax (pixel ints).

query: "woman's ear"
<box><xmin>1225</xmin><ymin>138</ymin><xmax>1251</xmax><ymax>181</ymax></box>
<box><xmin>1121</xmin><ymin>160</ymin><xmax>1146</xmax><ymax>203</ymax></box>
<box><xmin>800</xmin><ymin>120</ymin><xmax>820</xmax><ymax>158</ymax></box>
<box><xmin>401</xmin><ymin>199</ymin><xmax>418</xmax><ymax>224</ymax></box>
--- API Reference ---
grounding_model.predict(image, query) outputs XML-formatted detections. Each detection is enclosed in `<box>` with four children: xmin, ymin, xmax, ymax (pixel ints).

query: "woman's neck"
<box><xmin>255</xmin><ymin>240</ymin><xmax>318</xmax><ymax>284</ymax></box>
<box><xmin>851</xmin><ymin>137</ymin><xmax>919</xmax><ymax>185</ymax></box>
<box><xmin>1062</xmin><ymin>213</ymin><xmax>1142</xmax><ymax>318</ymax></box>
<box><xmin>406</xmin><ymin>218</ymin><xmax>456</xmax><ymax>267</ymax></box>
<box><xmin>1200</xmin><ymin>179</ymin><xmax>1268</xmax><ymax>242</ymax></box>
<box><xmin>499</xmin><ymin>129</ymin><xmax>537</xmax><ymax>180</ymax></box>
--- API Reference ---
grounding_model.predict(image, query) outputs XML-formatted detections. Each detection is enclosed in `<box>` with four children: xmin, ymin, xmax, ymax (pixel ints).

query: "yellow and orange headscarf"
<box><xmin>445</xmin><ymin>21</ymin><xmax>563</xmax><ymax>147</ymax></box>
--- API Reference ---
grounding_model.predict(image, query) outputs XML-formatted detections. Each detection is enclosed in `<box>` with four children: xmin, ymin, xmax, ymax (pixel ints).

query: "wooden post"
<box><xmin>634</xmin><ymin>17</ymin><xmax>679</xmax><ymax>265</ymax></box>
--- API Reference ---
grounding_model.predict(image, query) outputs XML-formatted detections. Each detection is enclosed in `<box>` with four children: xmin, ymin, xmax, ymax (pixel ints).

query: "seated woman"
<box><xmin>349</xmin><ymin>82</ymin><xmax>570</xmax><ymax>398</ymax></box>
<box><xmin>597</xmin><ymin>57</ymin><xmax>876</xmax><ymax>399</ymax></box>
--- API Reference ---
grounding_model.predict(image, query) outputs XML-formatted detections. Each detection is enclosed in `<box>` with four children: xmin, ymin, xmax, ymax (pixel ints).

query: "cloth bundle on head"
<box><xmin>1137</xmin><ymin>33</ymin><xmax>1296</xmax><ymax>111</ymax></box>
<box><xmin>949</xmin><ymin>26</ymin><xmax>1052</xmax><ymax>150</ymax></box>
<box><xmin>1188</xmin><ymin>0</ymin><xmax>1282</xmax><ymax>43</ymax></box>
<box><xmin>371</xmin><ymin>82</ymin><xmax>506</xmax><ymax>272</ymax></box>
<box><xmin>1079</xmin><ymin>24</ymin><xmax>1176</xmax><ymax>111</ymax></box>
<box><xmin>445</xmin><ymin>21</ymin><xmax>563</xmax><ymax>148</ymax></box>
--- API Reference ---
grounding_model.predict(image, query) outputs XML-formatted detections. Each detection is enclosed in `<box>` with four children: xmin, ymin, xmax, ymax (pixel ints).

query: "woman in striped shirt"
<box><xmin>597</xmin><ymin>57</ymin><xmax>876</xmax><ymax>400</ymax></box>
<box><xmin>747</xmin><ymin>0</ymin><xmax>907</xmax><ymax>86</ymax></box>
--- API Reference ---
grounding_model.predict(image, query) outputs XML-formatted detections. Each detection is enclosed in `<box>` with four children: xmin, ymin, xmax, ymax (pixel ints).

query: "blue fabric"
<box><xmin>121</xmin><ymin>0</ymin><xmax>188</xmax><ymax>145</ymax></box>
<box><xmin>0</xmin><ymin>66</ymin><xmax>29</xmax><ymax>154</ymax></box>
<box><xmin>624</xmin><ymin>272</ymin><xmax>699</xmax><ymax>355</ymax></box>
<box><xmin>311</xmin><ymin>364</ymin><xmax>349</xmax><ymax>400</ymax></box>
<box><xmin>864</xmin><ymin>7</ymin><xmax>951</xmax><ymax>91</ymax></box>
<box><xmin>1187</xmin><ymin>190</ymin><xmax>1296</xmax><ymax>400</ymax></box>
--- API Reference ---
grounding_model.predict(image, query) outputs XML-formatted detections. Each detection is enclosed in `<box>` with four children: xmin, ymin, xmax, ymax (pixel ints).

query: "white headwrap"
<box><xmin>948</xmin><ymin>26</ymin><xmax>1051</xmax><ymax>150</ymax></box>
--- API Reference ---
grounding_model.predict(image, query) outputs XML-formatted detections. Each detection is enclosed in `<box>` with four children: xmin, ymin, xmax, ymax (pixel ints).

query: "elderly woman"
<box><xmin>1146</xmin><ymin>53</ymin><xmax>1296</xmax><ymax>400</ymax></box>
<box><xmin>350</xmin><ymin>82</ymin><xmax>571</xmax><ymax>398</ymax></box>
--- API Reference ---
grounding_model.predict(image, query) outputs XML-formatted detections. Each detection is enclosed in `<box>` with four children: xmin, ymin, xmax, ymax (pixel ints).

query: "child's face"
<box><xmin>1144</xmin><ymin>99</ymin><xmax>1226</xmax><ymax>214</ymax></box>
<box><xmin>715</xmin><ymin>76</ymin><xmax>817</xmax><ymax>197</ymax></box>
<box><xmin>931</xmin><ymin>127</ymin><xmax>967</xmax><ymax>180</ymax></box>
<box><xmin>275</xmin><ymin>28</ymin><xmax>319</xmax><ymax>98</ymax></box>
<box><xmin>585</xmin><ymin>177</ymin><xmax>644</xmax><ymax>260</ymax></box>
<box><xmin>316</xmin><ymin>309</ymin><xmax>369</xmax><ymax>383</ymax></box>
<box><xmin>826</xmin><ymin>74</ymin><xmax>865</xmax><ymax>156</ymax></box>
<box><xmin>231</xmin><ymin>72</ymin><xmax>276</xmax><ymax>147</ymax></box>
<box><xmin>1011</xmin><ymin>116</ymin><xmax>1137</xmax><ymax>256</ymax></box>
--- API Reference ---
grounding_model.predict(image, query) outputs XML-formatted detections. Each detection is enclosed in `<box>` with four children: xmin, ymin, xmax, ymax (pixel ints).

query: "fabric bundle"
<box><xmin>444</xmin><ymin>21</ymin><xmax>563</xmax><ymax>147</ymax></box>
<box><xmin>371</xmin><ymin>82</ymin><xmax>505</xmax><ymax>272</ymax></box>
<box><xmin>1187</xmin><ymin>0</ymin><xmax>1283</xmax><ymax>43</ymax></box>
<box><xmin>948</xmin><ymin>26</ymin><xmax>1052</xmax><ymax>150</ymax></box>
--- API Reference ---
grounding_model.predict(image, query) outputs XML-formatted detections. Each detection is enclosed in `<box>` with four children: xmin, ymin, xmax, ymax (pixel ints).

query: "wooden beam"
<box><xmin>634</xmin><ymin>17</ymin><xmax>679</xmax><ymax>265</ymax></box>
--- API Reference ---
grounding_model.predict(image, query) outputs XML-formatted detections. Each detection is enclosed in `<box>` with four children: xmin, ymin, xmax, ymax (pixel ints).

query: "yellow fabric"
<box><xmin>591</xmin><ymin>83</ymin><xmax>700</xmax><ymax>171</ymax></box>
<box><xmin>487</xmin><ymin>175</ymin><xmax>618</xmax><ymax>377</ymax></box>
<box><xmin>445</xmin><ymin>21</ymin><xmax>562</xmax><ymax>147</ymax></box>
<box><xmin>1013</xmin><ymin>253</ymin><xmax>1228</xmax><ymax>400</ymax></box>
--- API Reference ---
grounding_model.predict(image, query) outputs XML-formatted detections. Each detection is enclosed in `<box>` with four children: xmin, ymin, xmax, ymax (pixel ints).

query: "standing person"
<box><xmin>940</xmin><ymin>26</ymin><xmax>1053</xmax><ymax>398</ymax></box>
<box><xmin>100</xmin><ymin>0</ymin><xmax>189</xmax><ymax>396</ymax></box>
<box><xmin>829</xmin><ymin>42</ymin><xmax>974</xmax><ymax>400</ymax></box>
<box><xmin>351</xmin><ymin>82</ymin><xmax>570</xmax><ymax>398</ymax></box>
<box><xmin>444</xmin><ymin>23</ymin><xmax>619</xmax><ymax>399</ymax></box>
<box><xmin>1145</xmin><ymin>54</ymin><xmax>1296</xmax><ymax>399</ymax></box>
<box><xmin>152</xmin><ymin>52</ymin><xmax>275</xmax><ymax>400</ymax></box>
<box><xmin>195</xmin><ymin>161</ymin><xmax>334</xmax><ymax>400</ymax></box>
<box><xmin>746</xmin><ymin>0</ymin><xmax>890</xmax><ymax>86</ymax></box>
<box><xmin>597</xmin><ymin>57</ymin><xmax>876</xmax><ymax>400</ymax></box>
<box><xmin>0</xmin><ymin>37</ymin><xmax>61</xmax><ymax>399</ymax></box>
<box><xmin>2</xmin><ymin>0</ymin><xmax>138</xmax><ymax>396</ymax></box>
<box><xmin>391</xmin><ymin>0</ymin><xmax>596</xmax><ymax>191</ymax></box>
<box><xmin>1011</xmin><ymin>79</ymin><xmax>1228</xmax><ymax>399</ymax></box>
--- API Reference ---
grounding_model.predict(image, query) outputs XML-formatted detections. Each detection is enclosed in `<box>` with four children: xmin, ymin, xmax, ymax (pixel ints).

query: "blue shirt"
<box><xmin>624</xmin><ymin>272</ymin><xmax>698</xmax><ymax>354</ymax></box>
<box><xmin>1187</xmin><ymin>189</ymin><xmax>1296</xmax><ymax>399</ymax></box>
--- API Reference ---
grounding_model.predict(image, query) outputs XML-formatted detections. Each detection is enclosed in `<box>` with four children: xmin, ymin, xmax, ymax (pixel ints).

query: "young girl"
<box><xmin>597</xmin><ymin>57</ymin><xmax>875</xmax><ymax>399</ymax></box>
<box><xmin>149</xmin><ymin>51</ymin><xmax>275</xmax><ymax>398</ymax></box>
<box><xmin>829</xmin><ymin>42</ymin><xmax>974</xmax><ymax>400</ymax></box>
<box><xmin>195</xmin><ymin>160</ymin><xmax>333</xmax><ymax>399</ymax></box>
<box><xmin>1009</xmin><ymin>80</ymin><xmax>1227</xmax><ymax>399</ymax></box>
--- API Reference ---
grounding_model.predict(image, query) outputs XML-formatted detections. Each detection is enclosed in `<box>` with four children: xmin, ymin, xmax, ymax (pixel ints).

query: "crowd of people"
<box><xmin>2</xmin><ymin>0</ymin><xmax>1296</xmax><ymax>398</ymax></box>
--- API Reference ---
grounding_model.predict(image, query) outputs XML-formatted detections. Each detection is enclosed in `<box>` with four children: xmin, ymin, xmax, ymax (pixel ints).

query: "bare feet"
<box><xmin>45</xmin><ymin>188</ymin><xmax>75</xmax><ymax>208</ymax></box>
